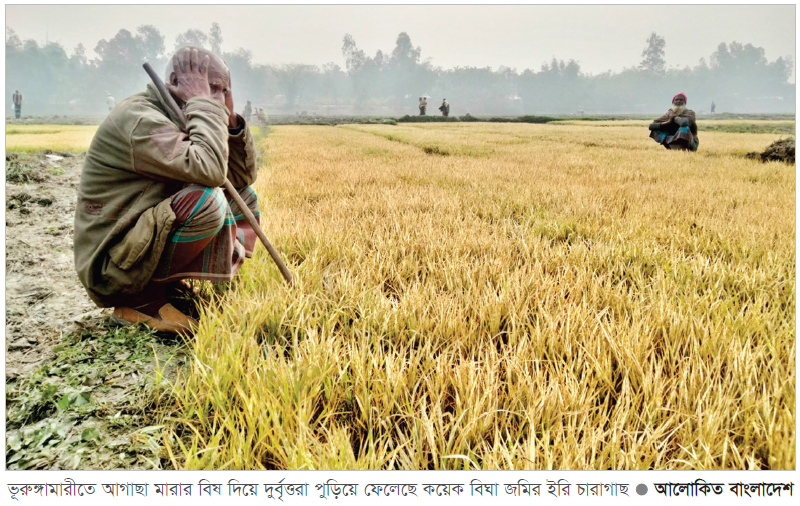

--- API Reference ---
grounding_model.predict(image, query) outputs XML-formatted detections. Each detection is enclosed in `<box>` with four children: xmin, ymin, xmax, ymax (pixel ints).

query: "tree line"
<box><xmin>5</xmin><ymin>24</ymin><xmax>795</xmax><ymax>117</ymax></box>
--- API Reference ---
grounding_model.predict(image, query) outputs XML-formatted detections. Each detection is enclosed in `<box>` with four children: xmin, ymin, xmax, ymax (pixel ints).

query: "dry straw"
<box><xmin>166</xmin><ymin>121</ymin><xmax>794</xmax><ymax>470</ymax></box>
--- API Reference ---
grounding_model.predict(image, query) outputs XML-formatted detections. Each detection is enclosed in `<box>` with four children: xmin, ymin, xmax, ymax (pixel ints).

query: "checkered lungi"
<box><xmin>650</xmin><ymin>124</ymin><xmax>699</xmax><ymax>151</ymax></box>
<box><xmin>149</xmin><ymin>184</ymin><xmax>260</xmax><ymax>283</ymax></box>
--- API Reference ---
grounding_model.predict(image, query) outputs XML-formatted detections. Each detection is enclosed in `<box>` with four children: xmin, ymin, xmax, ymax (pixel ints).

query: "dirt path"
<box><xmin>6</xmin><ymin>151</ymin><xmax>99</xmax><ymax>377</ymax></box>
<box><xmin>5</xmin><ymin>152</ymin><xmax>186</xmax><ymax>470</ymax></box>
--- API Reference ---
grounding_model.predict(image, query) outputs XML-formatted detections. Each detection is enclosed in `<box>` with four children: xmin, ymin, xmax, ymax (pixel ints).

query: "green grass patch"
<box><xmin>700</xmin><ymin>123</ymin><xmax>795</xmax><ymax>134</ymax></box>
<box><xmin>6</xmin><ymin>322</ymin><xmax>187</xmax><ymax>470</ymax></box>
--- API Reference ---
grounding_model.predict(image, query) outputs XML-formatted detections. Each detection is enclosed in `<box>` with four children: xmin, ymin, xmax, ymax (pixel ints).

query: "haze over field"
<box><xmin>5</xmin><ymin>4</ymin><xmax>796</xmax><ymax>116</ymax></box>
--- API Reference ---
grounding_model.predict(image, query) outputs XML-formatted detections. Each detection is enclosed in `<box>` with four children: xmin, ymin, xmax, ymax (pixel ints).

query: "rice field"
<box><xmin>5</xmin><ymin>124</ymin><xmax>98</xmax><ymax>152</ymax></box>
<box><xmin>4</xmin><ymin>119</ymin><xmax>793</xmax><ymax>470</ymax></box>
<box><xmin>164</xmin><ymin>121</ymin><xmax>794</xmax><ymax>470</ymax></box>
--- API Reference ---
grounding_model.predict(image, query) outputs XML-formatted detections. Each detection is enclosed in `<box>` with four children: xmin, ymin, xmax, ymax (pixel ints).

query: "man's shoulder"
<box><xmin>112</xmin><ymin>92</ymin><xmax>167</xmax><ymax>121</ymax></box>
<box><xmin>91</xmin><ymin>91</ymin><xmax>174</xmax><ymax>150</ymax></box>
<box><xmin>102</xmin><ymin>91</ymin><xmax>174</xmax><ymax>135</ymax></box>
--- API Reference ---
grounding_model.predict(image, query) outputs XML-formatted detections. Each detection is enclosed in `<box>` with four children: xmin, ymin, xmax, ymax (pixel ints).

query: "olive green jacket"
<box><xmin>74</xmin><ymin>84</ymin><xmax>258</xmax><ymax>307</ymax></box>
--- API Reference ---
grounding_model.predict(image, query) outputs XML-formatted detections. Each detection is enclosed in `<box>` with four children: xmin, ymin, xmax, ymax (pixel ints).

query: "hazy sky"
<box><xmin>5</xmin><ymin>4</ymin><xmax>796</xmax><ymax>77</ymax></box>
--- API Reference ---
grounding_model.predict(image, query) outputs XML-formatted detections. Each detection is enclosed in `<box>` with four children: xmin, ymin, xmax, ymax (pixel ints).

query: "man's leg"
<box><xmin>115</xmin><ymin>184</ymin><xmax>259</xmax><ymax>332</ymax></box>
<box><xmin>151</xmin><ymin>184</ymin><xmax>260</xmax><ymax>284</ymax></box>
<box><xmin>116</xmin><ymin>184</ymin><xmax>229</xmax><ymax>320</ymax></box>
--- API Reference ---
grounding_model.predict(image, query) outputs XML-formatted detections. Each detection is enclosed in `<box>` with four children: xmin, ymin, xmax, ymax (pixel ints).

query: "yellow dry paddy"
<box><xmin>5</xmin><ymin>124</ymin><xmax>98</xmax><ymax>152</ymax></box>
<box><xmin>171</xmin><ymin>121</ymin><xmax>794</xmax><ymax>470</ymax></box>
<box><xmin>4</xmin><ymin>124</ymin><xmax>266</xmax><ymax>153</ymax></box>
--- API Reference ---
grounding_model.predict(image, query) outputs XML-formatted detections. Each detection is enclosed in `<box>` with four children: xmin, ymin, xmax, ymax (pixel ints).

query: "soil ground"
<box><xmin>5</xmin><ymin>151</ymin><xmax>187</xmax><ymax>470</ymax></box>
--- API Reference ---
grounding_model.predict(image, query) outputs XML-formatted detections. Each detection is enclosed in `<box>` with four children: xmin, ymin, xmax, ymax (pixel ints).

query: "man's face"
<box><xmin>673</xmin><ymin>96</ymin><xmax>686</xmax><ymax>107</ymax></box>
<box><xmin>206</xmin><ymin>61</ymin><xmax>230</xmax><ymax>105</ymax></box>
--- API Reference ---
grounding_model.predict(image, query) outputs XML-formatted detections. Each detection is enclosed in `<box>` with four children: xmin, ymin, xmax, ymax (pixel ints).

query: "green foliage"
<box><xmin>700</xmin><ymin>122</ymin><xmax>795</xmax><ymax>134</ymax></box>
<box><xmin>397</xmin><ymin>115</ymin><xmax>459</xmax><ymax>123</ymax></box>
<box><xmin>6</xmin><ymin>157</ymin><xmax>45</xmax><ymax>183</ymax></box>
<box><xmin>396</xmin><ymin>114</ymin><xmax>557</xmax><ymax>124</ymax></box>
<box><xmin>6</xmin><ymin>320</ymin><xmax>187</xmax><ymax>470</ymax></box>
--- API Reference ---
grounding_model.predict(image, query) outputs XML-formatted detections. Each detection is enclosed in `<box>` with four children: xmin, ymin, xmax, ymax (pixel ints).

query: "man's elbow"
<box><xmin>189</xmin><ymin>161</ymin><xmax>227</xmax><ymax>188</ymax></box>
<box><xmin>205</xmin><ymin>171</ymin><xmax>227</xmax><ymax>188</ymax></box>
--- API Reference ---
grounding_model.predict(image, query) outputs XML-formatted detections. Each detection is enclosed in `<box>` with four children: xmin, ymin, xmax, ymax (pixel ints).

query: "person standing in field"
<box><xmin>648</xmin><ymin>92</ymin><xmax>699</xmax><ymax>151</ymax></box>
<box><xmin>419</xmin><ymin>97</ymin><xmax>427</xmax><ymax>116</ymax></box>
<box><xmin>106</xmin><ymin>93</ymin><xmax>116</xmax><ymax>112</ymax></box>
<box><xmin>244</xmin><ymin>100</ymin><xmax>252</xmax><ymax>122</ymax></box>
<box><xmin>12</xmin><ymin>89</ymin><xmax>22</xmax><ymax>118</ymax></box>
<box><xmin>256</xmin><ymin>106</ymin><xmax>269</xmax><ymax>124</ymax></box>
<box><xmin>74</xmin><ymin>47</ymin><xmax>260</xmax><ymax>334</ymax></box>
<box><xmin>710</xmin><ymin>101</ymin><xmax>716</xmax><ymax>114</ymax></box>
<box><xmin>439</xmin><ymin>98</ymin><xmax>449</xmax><ymax>117</ymax></box>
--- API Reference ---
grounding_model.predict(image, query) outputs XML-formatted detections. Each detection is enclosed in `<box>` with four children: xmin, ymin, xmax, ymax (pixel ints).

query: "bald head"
<box><xmin>165</xmin><ymin>46</ymin><xmax>231</xmax><ymax>108</ymax></box>
<box><xmin>165</xmin><ymin>46</ymin><xmax>228</xmax><ymax>82</ymax></box>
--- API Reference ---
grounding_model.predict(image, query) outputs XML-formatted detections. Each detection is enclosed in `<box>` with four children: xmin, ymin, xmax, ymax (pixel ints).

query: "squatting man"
<box><xmin>74</xmin><ymin>47</ymin><xmax>261</xmax><ymax>334</ymax></box>
<box><xmin>648</xmin><ymin>92</ymin><xmax>699</xmax><ymax>151</ymax></box>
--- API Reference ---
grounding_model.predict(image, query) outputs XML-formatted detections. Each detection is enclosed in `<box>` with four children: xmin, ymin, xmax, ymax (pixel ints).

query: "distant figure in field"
<box><xmin>648</xmin><ymin>93</ymin><xmax>699</xmax><ymax>151</ymax></box>
<box><xmin>12</xmin><ymin>89</ymin><xmax>22</xmax><ymax>118</ymax></box>
<box><xmin>710</xmin><ymin>101</ymin><xmax>716</xmax><ymax>114</ymax></box>
<box><xmin>255</xmin><ymin>106</ymin><xmax>269</xmax><ymax>124</ymax></box>
<box><xmin>243</xmin><ymin>100</ymin><xmax>252</xmax><ymax>122</ymax></box>
<box><xmin>106</xmin><ymin>93</ymin><xmax>116</xmax><ymax>112</ymax></box>
<box><xmin>439</xmin><ymin>98</ymin><xmax>449</xmax><ymax>117</ymax></box>
<box><xmin>419</xmin><ymin>97</ymin><xmax>427</xmax><ymax>116</ymax></box>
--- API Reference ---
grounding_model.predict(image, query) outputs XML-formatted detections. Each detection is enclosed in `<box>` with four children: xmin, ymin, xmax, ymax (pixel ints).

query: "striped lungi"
<box><xmin>650</xmin><ymin>125</ymin><xmax>699</xmax><ymax>151</ymax></box>
<box><xmin>150</xmin><ymin>184</ymin><xmax>260</xmax><ymax>283</ymax></box>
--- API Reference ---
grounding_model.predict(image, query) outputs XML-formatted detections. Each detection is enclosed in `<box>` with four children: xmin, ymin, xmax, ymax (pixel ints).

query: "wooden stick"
<box><xmin>143</xmin><ymin>62</ymin><xmax>293</xmax><ymax>285</ymax></box>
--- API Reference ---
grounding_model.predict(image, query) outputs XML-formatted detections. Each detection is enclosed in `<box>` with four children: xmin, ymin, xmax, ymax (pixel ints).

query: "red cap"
<box><xmin>672</xmin><ymin>93</ymin><xmax>687</xmax><ymax>104</ymax></box>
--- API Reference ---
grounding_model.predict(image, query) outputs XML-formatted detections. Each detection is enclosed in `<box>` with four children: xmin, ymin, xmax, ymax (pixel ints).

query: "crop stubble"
<box><xmin>164</xmin><ymin>122</ymin><xmax>794</xmax><ymax>470</ymax></box>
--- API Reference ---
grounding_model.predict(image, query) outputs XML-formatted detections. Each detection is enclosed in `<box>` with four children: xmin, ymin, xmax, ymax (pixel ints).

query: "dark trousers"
<box><xmin>14</xmin><ymin>104</ymin><xmax>21</xmax><ymax>118</ymax></box>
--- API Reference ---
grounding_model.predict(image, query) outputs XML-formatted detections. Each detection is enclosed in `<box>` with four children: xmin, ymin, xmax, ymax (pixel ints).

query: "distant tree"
<box><xmin>770</xmin><ymin>56</ymin><xmax>793</xmax><ymax>83</ymax></box>
<box><xmin>6</xmin><ymin>26</ymin><xmax>22</xmax><ymax>50</ymax></box>
<box><xmin>711</xmin><ymin>41</ymin><xmax>767</xmax><ymax>73</ymax></box>
<box><xmin>221</xmin><ymin>47</ymin><xmax>270</xmax><ymax>107</ymax></box>
<box><xmin>92</xmin><ymin>27</ymin><xmax>169</xmax><ymax>109</ymax></box>
<box><xmin>386</xmin><ymin>32</ymin><xmax>425</xmax><ymax>112</ymax></box>
<box><xmin>5</xmin><ymin>36</ymin><xmax>74</xmax><ymax>115</ymax></box>
<box><xmin>137</xmin><ymin>25</ymin><xmax>165</xmax><ymax>64</ymax></box>
<box><xmin>94</xmin><ymin>29</ymin><xmax>149</xmax><ymax>97</ymax></box>
<box><xmin>516</xmin><ymin>57</ymin><xmax>588</xmax><ymax>114</ymax></box>
<box><xmin>319</xmin><ymin>62</ymin><xmax>348</xmax><ymax>104</ymax></box>
<box><xmin>390</xmin><ymin>32</ymin><xmax>421</xmax><ymax>67</ymax></box>
<box><xmin>270</xmin><ymin>63</ymin><xmax>319</xmax><ymax>109</ymax></box>
<box><xmin>209</xmin><ymin>22</ymin><xmax>223</xmax><ymax>55</ymax></box>
<box><xmin>640</xmin><ymin>32</ymin><xmax>666</xmax><ymax>74</ymax></box>
<box><xmin>72</xmin><ymin>43</ymin><xmax>87</xmax><ymax>66</ymax></box>
<box><xmin>174</xmin><ymin>29</ymin><xmax>208</xmax><ymax>50</ymax></box>
<box><xmin>341</xmin><ymin>33</ymin><xmax>385</xmax><ymax>108</ymax></box>
<box><xmin>708</xmin><ymin>41</ymin><xmax>792</xmax><ymax>109</ymax></box>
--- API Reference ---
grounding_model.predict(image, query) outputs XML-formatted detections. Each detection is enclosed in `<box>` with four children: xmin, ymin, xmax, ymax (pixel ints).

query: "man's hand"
<box><xmin>225</xmin><ymin>71</ymin><xmax>239</xmax><ymax>128</ymax></box>
<box><xmin>167</xmin><ymin>48</ymin><xmax>212</xmax><ymax>104</ymax></box>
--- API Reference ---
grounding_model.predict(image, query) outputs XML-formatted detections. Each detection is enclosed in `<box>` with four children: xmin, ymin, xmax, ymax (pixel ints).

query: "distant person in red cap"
<box><xmin>648</xmin><ymin>92</ymin><xmax>699</xmax><ymax>151</ymax></box>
